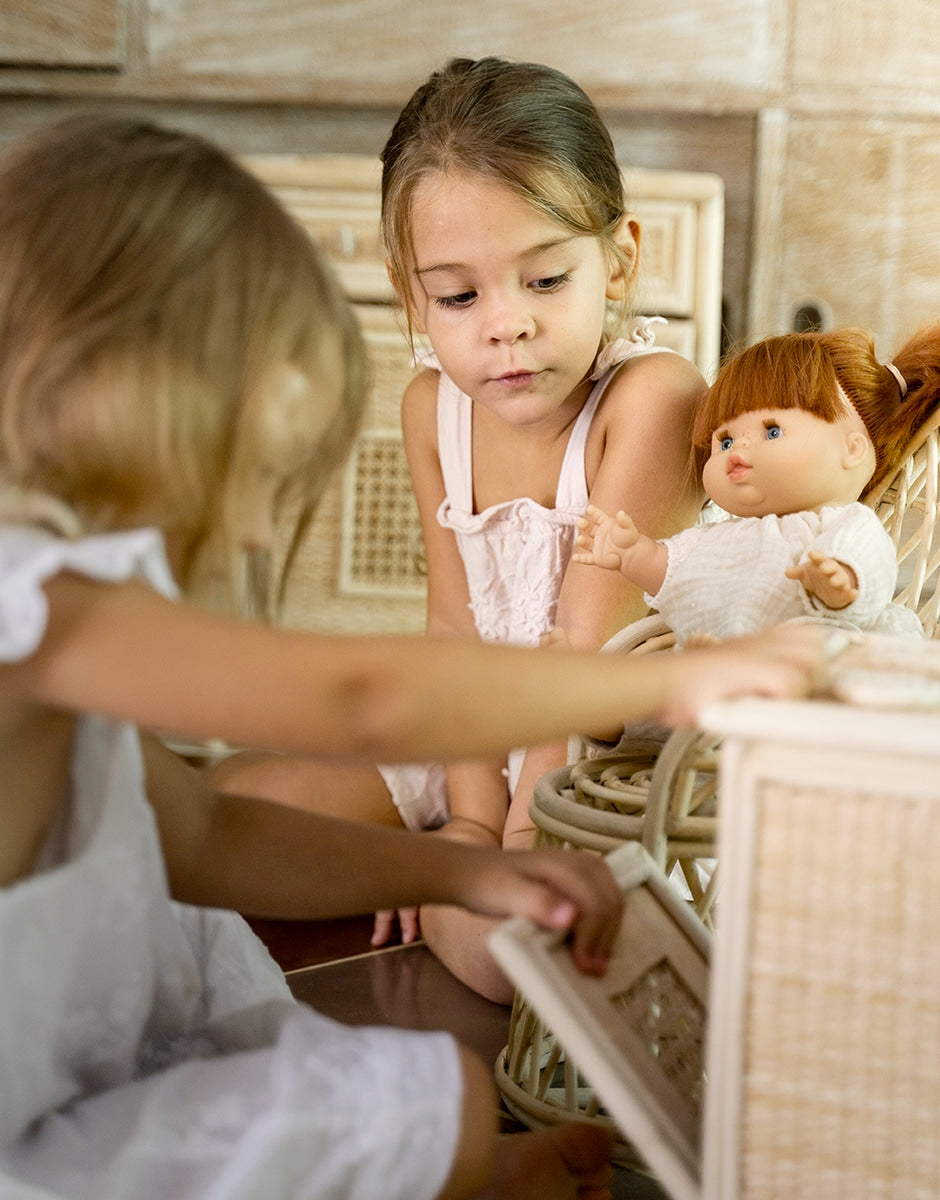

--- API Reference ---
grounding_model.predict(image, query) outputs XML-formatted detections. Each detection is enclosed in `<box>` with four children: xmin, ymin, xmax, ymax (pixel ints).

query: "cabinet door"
<box><xmin>749</xmin><ymin>112</ymin><xmax>940</xmax><ymax>352</ymax></box>
<box><xmin>0</xmin><ymin>1</ymin><xmax>121</xmax><ymax>67</ymax></box>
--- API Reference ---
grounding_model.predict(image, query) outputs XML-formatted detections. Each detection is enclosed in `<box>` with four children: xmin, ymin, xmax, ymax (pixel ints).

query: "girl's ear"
<box><xmin>606</xmin><ymin>214</ymin><xmax>641</xmax><ymax>300</ymax></box>
<box><xmin>225</xmin><ymin>359</ymin><xmax>337</xmax><ymax>552</ymax></box>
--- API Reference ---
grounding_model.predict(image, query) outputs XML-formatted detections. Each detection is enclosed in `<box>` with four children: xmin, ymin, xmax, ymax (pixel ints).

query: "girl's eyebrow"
<box><xmin>413</xmin><ymin>235</ymin><xmax>577</xmax><ymax>279</ymax></box>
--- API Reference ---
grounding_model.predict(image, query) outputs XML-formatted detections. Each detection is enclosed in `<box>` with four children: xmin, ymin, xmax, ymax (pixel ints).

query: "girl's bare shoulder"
<box><xmin>603</xmin><ymin>348</ymin><xmax>706</xmax><ymax>416</ymax></box>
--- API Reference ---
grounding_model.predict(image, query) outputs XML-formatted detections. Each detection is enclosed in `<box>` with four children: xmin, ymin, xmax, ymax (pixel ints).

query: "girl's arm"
<box><xmin>401</xmin><ymin>370</ymin><xmax>512</xmax><ymax>843</ymax></box>
<box><xmin>140</xmin><ymin>733</ymin><xmax>622</xmax><ymax>977</ymax></box>
<box><xmin>7</xmin><ymin>569</ymin><xmax>823</xmax><ymax>758</ymax></box>
<box><xmin>503</xmin><ymin>350</ymin><xmax>706</xmax><ymax>846</ymax></box>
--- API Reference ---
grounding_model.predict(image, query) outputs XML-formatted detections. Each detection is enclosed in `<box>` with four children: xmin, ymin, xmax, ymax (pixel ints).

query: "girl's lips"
<box><xmin>727</xmin><ymin>462</ymin><xmax>751</xmax><ymax>481</ymax></box>
<box><xmin>494</xmin><ymin>370</ymin><xmax>539</xmax><ymax>389</ymax></box>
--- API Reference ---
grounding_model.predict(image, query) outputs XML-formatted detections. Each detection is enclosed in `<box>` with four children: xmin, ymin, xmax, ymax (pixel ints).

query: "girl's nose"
<box><xmin>486</xmin><ymin>294</ymin><xmax>536</xmax><ymax>344</ymax></box>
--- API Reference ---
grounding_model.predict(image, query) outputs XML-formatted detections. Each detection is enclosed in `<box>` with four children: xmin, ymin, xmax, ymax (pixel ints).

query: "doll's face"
<box><xmin>702</xmin><ymin>406</ymin><xmax>874</xmax><ymax>517</ymax></box>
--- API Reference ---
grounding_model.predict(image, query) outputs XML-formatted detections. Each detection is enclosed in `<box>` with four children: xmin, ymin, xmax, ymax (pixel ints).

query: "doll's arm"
<box><xmin>573</xmin><ymin>503</ymin><xmax>669</xmax><ymax>595</ymax></box>
<box><xmin>785</xmin><ymin>550</ymin><xmax>859</xmax><ymax>610</ymax></box>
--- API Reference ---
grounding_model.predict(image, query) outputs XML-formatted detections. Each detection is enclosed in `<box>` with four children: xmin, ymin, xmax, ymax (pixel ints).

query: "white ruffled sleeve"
<box><xmin>0</xmin><ymin>525</ymin><xmax>178</xmax><ymax>662</ymax></box>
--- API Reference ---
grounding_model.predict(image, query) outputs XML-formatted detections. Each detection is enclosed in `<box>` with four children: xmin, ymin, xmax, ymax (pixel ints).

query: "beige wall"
<box><xmin>4</xmin><ymin>0</ymin><xmax>940</xmax><ymax>353</ymax></box>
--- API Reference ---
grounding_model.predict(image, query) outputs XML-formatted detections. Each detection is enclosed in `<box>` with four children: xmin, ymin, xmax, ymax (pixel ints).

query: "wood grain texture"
<box><xmin>752</xmin><ymin>114</ymin><xmax>940</xmax><ymax>352</ymax></box>
<box><xmin>146</xmin><ymin>0</ymin><xmax>788</xmax><ymax>104</ymax></box>
<box><xmin>0</xmin><ymin>0</ymin><xmax>121</xmax><ymax>68</ymax></box>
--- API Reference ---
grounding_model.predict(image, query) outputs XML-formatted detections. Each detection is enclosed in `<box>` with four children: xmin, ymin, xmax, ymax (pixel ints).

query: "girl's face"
<box><xmin>702</xmin><ymin>406</ymin><xmax>872</xmax><ymax>517</ymax></box>
<box><xmin>405</xmin><ymin>171</ymin><xmax>623</xmax><ymax>428</ymax></box>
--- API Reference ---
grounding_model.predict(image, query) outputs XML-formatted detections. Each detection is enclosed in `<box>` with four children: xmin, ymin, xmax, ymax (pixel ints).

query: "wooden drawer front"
<box><xmin>277</xmin><ymin>304</ymin><xmax>427</xmax><ymax>634</ymax></box>
<box><xmin>0</xmin><ymin>1</ymin><xmax>122</xmax><ymax>68</ymax></box>
<box><xmin>637</xmin><ymin>200</ymin><xmax>698</xmax><ymax>317</ymax></box>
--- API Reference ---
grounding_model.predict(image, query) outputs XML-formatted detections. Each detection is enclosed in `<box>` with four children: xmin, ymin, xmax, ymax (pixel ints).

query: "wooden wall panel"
<box><xmin>792</xmin><ymin>0</ymin><xmax>940</xmax><ymax>100</ymax></box>
<box><xmin>751</xmin><ymin>115</ymin><xmax>940</xmax><ymax>352</ymax></box>
<box><xmin>146</xmin><ymin>0</ymin><xmax>787</xmax><ymax>104</ymax></box>
<box><xmin>0</xmin><ymin>1</ymin><xmax>121</xmax><ymax>68</ymax></box>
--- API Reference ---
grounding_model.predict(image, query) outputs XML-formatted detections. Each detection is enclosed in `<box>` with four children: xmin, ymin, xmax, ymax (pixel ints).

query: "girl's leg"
<box><xmin>209</xmin><ymin>752</ymin><xmax>404</xmax><ymax>826</ymax></box>
<box><xmin>441</xmin><ymin>1047</ymin><xmax>614</xmax><ymax>1200</ymax></box>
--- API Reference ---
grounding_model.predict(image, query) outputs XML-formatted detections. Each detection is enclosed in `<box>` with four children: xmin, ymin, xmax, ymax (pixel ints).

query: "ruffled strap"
<box><xmin>0</xmin><ymin>484</ymin><xmax>83</xmax><ymax>538</ymax></box>
<box><xmin>589</xmin><ymin>316</ymin><xmax>668</xmax><ymax>380</ymax></box>
<box><xmin>413</xmin><ymin>345</ymin><xmax>442</xmax><ymax>372</ymax></box>
<box><xmin>0</xmin><ymin>523</ymin><xmax>178</xmax><ymax>662</ymax></box>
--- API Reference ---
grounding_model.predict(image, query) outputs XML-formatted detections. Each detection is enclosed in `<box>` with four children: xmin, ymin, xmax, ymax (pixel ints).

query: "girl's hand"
<box><xmin>458</xmin><ymin>847</ymin><xmax>624</xmax><ymax>976</ymax></box>
<box><xmin>372</xmin><ymin>907</ymin><xmax>421</xmax><ymax>947</ymax></box>
<box><xmin>786</xmin><ymin>550</ymin><xmax>859</xmax><ymax>610</ymax></box>
<box><xmin>657</xmin><ymin>622</ymin><xmax>830</xmax><ymax>727</ymax></box>
<box><xmin>573</xmin><ymin>504</ymin><xmax>640</xmax><ymax>572</ymax></box>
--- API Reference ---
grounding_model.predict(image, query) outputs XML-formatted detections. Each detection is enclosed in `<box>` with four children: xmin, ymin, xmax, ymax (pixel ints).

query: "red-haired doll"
<box><xmin>575</xmin><ymin>327</ymin><xmax>940</xmax><ymax>645</ymax></box>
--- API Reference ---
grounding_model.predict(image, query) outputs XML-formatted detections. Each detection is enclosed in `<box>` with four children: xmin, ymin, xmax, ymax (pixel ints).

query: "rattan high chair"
<box><xmin>494</xmin><ymin>407</ymin><xmax>940</xmax><ymax>1169</ymax></box>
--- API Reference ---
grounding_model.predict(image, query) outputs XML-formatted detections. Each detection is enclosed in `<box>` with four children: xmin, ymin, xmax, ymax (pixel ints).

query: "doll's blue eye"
<box><xmin>719</xmin><ymin>436</ymin><xmax>733</xmax><ymax>452</ymax></box>
<box><xmin>765</xmin><ymin>424</ymin><xmax>782</xmax><ymax>440</ymax></box>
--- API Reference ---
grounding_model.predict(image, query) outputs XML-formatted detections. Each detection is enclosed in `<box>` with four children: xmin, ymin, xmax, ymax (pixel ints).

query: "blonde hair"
<box><xmin>380</xmin><ymin>57</ymin><xmax>638</xmax><ymax>342</ymax></box>
<box><xmin>692</xmin><ymin>327</ymin><xmax>940</xmax><ymax>496</ymax></box>
<box><xmin>0</xmin><ymin>114</ymin><xmax>367</xmax><ymax>596</ymax></box>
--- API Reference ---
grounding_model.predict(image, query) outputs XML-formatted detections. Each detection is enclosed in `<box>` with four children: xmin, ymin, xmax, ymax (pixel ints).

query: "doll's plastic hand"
<box><xmin>572</xmin><ymin>504</ymin><xmax>640</xmax><ymax>572</ymax></box>
<box><xmin>786</xmin><ymin>550</ymin><xmax>858</xmax><ymax>610</ymax></box>
<box><xmin>462</xmin><ymin>847</ymin><xmax>623</xmax><ymax>976</ymax></box>
<box><xmin>371</xmin><ymin>907</ymin><xmax>421</xmax><ymax>947</ymax></box>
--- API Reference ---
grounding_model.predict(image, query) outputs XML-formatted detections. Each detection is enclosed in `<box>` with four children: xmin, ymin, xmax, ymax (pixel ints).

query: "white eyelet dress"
<box><xmin>380</xmin><ymin>320</ymin><xmax>669</xmax><ymax>830</ymax></box>
<box><xmin>0</xmin><ymin>521</ymin><xmax>461</xmax><ymax>1200</ymax></box>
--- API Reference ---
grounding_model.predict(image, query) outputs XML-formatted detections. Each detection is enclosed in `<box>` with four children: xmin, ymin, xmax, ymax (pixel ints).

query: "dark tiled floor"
<box><xmin>247</xmin><ymin>915</ymin><xmax>668</xmax><ymax>1199</ymax></box>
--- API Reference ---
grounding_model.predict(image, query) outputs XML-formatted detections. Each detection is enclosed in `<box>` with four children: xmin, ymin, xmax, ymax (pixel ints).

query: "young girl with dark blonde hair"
<box><xmin>0</xmin><ymin>114</ymin><xmax>825</xmax><ymax>1199</ymax></box>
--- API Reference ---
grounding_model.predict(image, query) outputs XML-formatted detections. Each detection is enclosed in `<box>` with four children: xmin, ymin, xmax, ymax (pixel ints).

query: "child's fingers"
<box><xmin>504</xmin><ymin>851</ymin><xmax>623</xmax><ymax>970</ymax></box>
<box><xmin>371</xmin><ymin>909</ymin><xmax>397</xmax><ymax>946</ymax></box>
<box><xmin>397</xmin><ymin>906</ymin><xmax>421</xmax><ymax>943</ymax></box>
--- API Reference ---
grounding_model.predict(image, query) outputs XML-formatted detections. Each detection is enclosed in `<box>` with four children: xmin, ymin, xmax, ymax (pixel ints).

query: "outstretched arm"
<box><xmin>786</xmin><ymin>550</ymin><xmax>858</xmax><ymax>610</ymax></box>
<box><xmin>573</xmin><ymin>503</ymin><xmax>670</xmax><ymax>596</ymax></box>
<box><xmin>141</xmin><ymin>734</ymin><xmax>622</xmax><ymax>980</ymax></box>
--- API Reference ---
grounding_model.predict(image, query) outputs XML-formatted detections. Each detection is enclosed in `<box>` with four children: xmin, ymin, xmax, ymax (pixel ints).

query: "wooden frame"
<box><xmin>490</xmin><ymin>842</ymin><xmax>710</xmax><ymax>1200</ymax></box>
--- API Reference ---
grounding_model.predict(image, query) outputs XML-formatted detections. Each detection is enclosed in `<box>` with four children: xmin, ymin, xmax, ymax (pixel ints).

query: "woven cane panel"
<box><xmin>339</xmin><ymin>432</ymin><xmax>425</xmax><ymax>594</ymax></box>
<box><xmin>618</xmin><ymin>956</ymin><xmax>706</xmax><ymax>1108</ymax></box>
<box><xmin>869</xmin><ymin>412</ymin><xmax>940</xmax><ymax>638</ymax></box>
<box><xmin>275</xmin><ymin>305</ymin><xmax>428</xmax><ymax>634</ymax></box>
<box><xmin>739</xmin><ymin>780</ymin><xmax>940</xmax><ymax>1199</ymax></box>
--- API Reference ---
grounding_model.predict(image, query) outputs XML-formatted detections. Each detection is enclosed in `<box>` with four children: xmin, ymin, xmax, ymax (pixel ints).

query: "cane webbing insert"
<box><xmin>340</xmin><ymin>433</ymin><xmax>425</xmax><ymax>594</ymax></box>
<box><xmin>740</xmin><ymin>780</ymin><xmax>940</xmax><ymax>1199</ymax></box>
<box><xmin>618</xmin><ymin>957</ymin><xmax>706</xmax><ymax>1108</ymax></box>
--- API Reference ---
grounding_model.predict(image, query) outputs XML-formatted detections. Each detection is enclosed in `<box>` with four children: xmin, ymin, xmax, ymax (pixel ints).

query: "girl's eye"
<box><xmin>530</xmin><ymin>273</ymin><xmax>570</xmax><ymax>293</ymax></box>
<box><xmin>765</xmin><ymin>424</ymin><xmax>782</xmax><ymax>440</ymax></box>
<box><xmin>719</xmin><ymin>435</ymin><xmax>734</xmax><ymax>452</ymax></box>
<box><xmin>435</xmin><ymin>291</ymin><xmax>476</xmax><ymax>310</ymax></box>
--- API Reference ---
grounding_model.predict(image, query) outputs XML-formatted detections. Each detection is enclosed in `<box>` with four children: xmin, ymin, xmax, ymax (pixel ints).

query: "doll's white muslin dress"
<box><xmin>381</xmin><ymin>320</ymin><xmax>669</xmax><ymax>830</ymax></box>
<box><xmin>649</xmin><ymin>503</ymin><xmax>924</xmax><ymax>645</ymax></box>
<box><xmin>0</xmin><ymin>523</ymin><xmax>461</xmax><ymax>1200</ymax></box>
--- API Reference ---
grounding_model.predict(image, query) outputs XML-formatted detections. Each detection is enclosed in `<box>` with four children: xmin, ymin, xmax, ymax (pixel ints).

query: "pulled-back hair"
<box><xmin>692</xmin><ymin>327</ymin><xmax>940</xmax><ymax>496</ymax></box>
<box><xmin>0</xmin><ymin>113</ymin><xmax>366</xmax><ymax>593</ymax></box>
<box><xmin>381</xmin><ymin>57</ymin><xmax>636</xmax><ymax>338</ymax></box>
